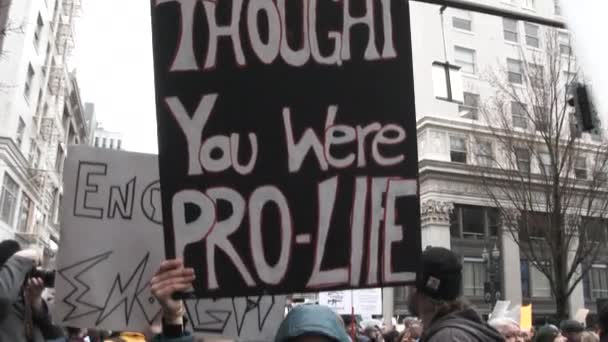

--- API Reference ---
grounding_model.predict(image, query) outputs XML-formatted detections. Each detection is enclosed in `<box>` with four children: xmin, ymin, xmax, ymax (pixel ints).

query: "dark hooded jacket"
<box><xmin>0</xmin><ymin>255</ymin><xmax>62</xmax><ymax>342</ymax></box>
<box><xmin>420</xmin><ymin>308</ymin><xmax>505</xmax><ymax>342</ymax></box>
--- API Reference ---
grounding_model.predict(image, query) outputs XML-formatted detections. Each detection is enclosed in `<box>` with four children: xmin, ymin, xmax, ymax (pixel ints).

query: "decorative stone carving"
<box><xmin>420</xmin><ymin>200</ymin><xmax>454</xmax><ymax>225</ymax></box>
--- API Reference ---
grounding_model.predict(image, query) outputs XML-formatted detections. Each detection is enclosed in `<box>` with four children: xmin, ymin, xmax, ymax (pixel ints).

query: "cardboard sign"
<box><xmin>319</xmin><ymin>288</ymin><xmax>381</xmax><ymax>317</ymax></box>
<box><xmin>574</xmin><ymin>308</ymin><xmax>589</xmax><ymax>325</ymax></box>
<box><xmin>53</xmin><ymin>147</ymin><xmax>285</xmax><ymax>341</ymax></box>
<box><xmin>319</xmin><ymin>291</ymin><xmax>353</xmax><ymax>315</ymax></box>
<box><xmin>149</xmin><ymin>0</ymin><xmax>421</xmax><ymax>298</ymax></box>
<box><xmin>520</xmin><ymin>304</ymin><xmax>532</xmax><ymax>331</ymax></box>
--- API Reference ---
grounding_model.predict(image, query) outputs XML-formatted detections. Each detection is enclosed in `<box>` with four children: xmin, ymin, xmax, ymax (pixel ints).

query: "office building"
<box><xmin>0</xmin><ymin>0</ymin><xmax>86</xmax><ymax>265</ymax></box>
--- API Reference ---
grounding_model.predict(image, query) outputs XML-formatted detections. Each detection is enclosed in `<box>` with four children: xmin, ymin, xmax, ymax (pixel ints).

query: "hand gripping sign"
<box><xmin>149</xmin><ymin>0</ymin><xmax>422</xmax><ymax>298</ymax></box>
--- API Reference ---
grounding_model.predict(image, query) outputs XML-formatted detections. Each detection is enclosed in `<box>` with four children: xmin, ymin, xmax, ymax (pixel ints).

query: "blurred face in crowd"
<box><xmin>364</xmin><ymin>327</ymin><xmax>382</xmax><ymax>341</ymax></box>
<box><xmin>522</xmin><ymin>329</ymin><xmax>533</xmax><ymax>342</ymax></box>
<box><xmin>562</xmin><ymin>331</ymin><xmax>583</xmax><ymax>342</ymax></box>
<box><xmin>409</xmin><ymin>323</ymin><xmax>422</xmax><ymax>339</ymax></box>
<box><xmin>495</xmin><ymin>322</ymin><xmax>525</xmax><ymax>342</ymax></box>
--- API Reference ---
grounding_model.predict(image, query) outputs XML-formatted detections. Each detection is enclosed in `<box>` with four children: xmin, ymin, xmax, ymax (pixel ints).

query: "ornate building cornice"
<box><xmin>420</xmin><ymin>200</ymin><xmax>454</xmax><ymax>225</ymax></box>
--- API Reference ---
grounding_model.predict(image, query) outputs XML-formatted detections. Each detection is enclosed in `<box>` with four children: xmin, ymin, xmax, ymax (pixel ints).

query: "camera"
<box><xmin>29</xmin><ymin>269</ymin><xmax>56</xmax><ymax>288</ymax></box>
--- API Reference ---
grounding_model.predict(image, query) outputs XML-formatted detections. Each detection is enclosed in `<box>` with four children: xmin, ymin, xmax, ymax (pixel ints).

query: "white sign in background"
<box><xmin>53</xmin><ymin>146</ymin><xmax>285</xmax><ymax>341</ymax></box>
<box><xmin>318</xmin><ymin>288</ymin><xmax>382</xmax><ymax>318</ymax></box>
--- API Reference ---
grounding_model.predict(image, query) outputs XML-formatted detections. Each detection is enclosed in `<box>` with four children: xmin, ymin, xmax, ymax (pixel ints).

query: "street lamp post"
<box><xmin>482</xmin><ymin>244</ymin><xmax>502</xmax><ymax>306</ymax></box>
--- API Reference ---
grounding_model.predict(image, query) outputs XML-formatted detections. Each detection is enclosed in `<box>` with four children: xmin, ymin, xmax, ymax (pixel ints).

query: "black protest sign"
<box><xmin>150</xmin><ymin>0</ymin><xmax>421</xmax><ymax>298</ymax></box>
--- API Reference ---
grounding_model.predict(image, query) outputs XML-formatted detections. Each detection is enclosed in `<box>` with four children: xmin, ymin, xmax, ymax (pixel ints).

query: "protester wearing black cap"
<box><xmin>409</xmin><ymin>247</ymin><xmax>504</xmax><ymax>342</ymax></box>
<box><xmin>534</xmin><ymin>325</ymin><xmax>566</xmax><ymax>342</ymax></box>
<box><xmin>560</xmin><ymin>320</ymin><xmax>585</xmax><ymax>342</ymax></box>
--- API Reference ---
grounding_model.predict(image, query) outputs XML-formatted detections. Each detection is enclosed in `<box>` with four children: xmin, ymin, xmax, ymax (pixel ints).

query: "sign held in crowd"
<box><xmin>54</xmin><ymin>147</ymin><xmax>285</xmax><ymax>340</ymax></box>
<box><xmin>150</xmin><ymin>0</ymin><xmax>421</xmax><ymax>298</ymax></box>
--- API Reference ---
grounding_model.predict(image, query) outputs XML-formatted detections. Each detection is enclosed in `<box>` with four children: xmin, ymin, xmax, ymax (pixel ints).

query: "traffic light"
<box><xmin>568</xmin><ymin>83</ymin><xmax>598</xmax><ymax>132</ymax></box>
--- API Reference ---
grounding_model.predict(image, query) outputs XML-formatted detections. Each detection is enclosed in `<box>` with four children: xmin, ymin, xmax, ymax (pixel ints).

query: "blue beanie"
<box><xmin>275</xmin><ymin>305</ymin><xmax>351</xmax><ymax>342</ymax></box>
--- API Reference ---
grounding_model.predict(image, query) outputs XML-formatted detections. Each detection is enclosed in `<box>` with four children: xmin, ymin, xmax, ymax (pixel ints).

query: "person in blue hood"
<box><xmin>275</xmin><ymin>304</ymin><xmax>351</xmax><ymax>342</ymax></box>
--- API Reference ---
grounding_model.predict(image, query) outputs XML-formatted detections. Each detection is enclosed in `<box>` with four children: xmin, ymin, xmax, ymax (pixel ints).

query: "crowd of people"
<box><xmin>1</xmin><ymin>239</ymin><xmax>607</xmax><ymax>342</ymax></box>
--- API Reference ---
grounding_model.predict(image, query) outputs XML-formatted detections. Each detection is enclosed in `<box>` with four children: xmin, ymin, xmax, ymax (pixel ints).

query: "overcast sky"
<box><xmin>73</xmin><ymin>0</ymin><xmax>157</xmax><ymax>154</ymax></box>
<box><xmin>73</xmin><ymin>1</ymin><xmax>608</xmax><ymax>155</ymax></box>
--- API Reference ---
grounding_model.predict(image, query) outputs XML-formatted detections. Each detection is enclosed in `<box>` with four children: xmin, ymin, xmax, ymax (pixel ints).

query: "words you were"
<box><xmin>71</xmin><ymin>158</ymin><xmax>418</xmax><ymax>292</ymax></box>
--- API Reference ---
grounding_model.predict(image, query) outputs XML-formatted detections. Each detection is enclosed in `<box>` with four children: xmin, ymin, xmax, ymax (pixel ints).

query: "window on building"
<box><xmin>535</xmin><ymin>106</ymin><xmax>549</xmax><ymax>132</ymax></box>
<box><xmin>459</xmin><ymin>92</ymin><xmax>479</xmax><ymax>119</ymax></box>
<box><xmin>521</xmin><ymin>260</ymin><xmax>531</xmax><ymax>298</ymax></box>
<box><xmin>55</xmin><ymin>193</ymin><xmax>62</xmax><ymax>224</ymax></box>
<box><xmin>450</xmin><ymin>136</ymin><xmax>467</xmax><ymax>163</ymax></box>
<box><xmin>463</xmin><ymin>259</ymin><xmax>486</xmax><ymax>297</ymax></box>
<box><xmin>35</xmin><ymin>90</ymin><xmax>44</xmax><ymax>116</ymax></box>
<box><xmin>95</xmin><ymin>137</ymin><xmax>99</xmax><ymax>147</ymax></box>
<box><xmin>102</xmin><ymin>137</ymin><xmax>107</xmax><ymax>148</ymax></box>
<box><xmin>540</xmin><ymin>153</ymin><xmax>552</xmax><ymax>177</ymax></box>
<box><xmin>462</xmin><ymin>206</ymin><xmax>484</xmax><ymax>238</ymax></box>
<box><xmin>454</xmin><ymin>46</ymin><xmax>476</xmax><ymax>74</ymax></box>
<box><xmin>524</xmin><ymin>0</ymin><xmax>536</xmax><ymax>9</ymax></box>
<box><xmin>519</xmin><ymin>212</ymin><xmax>548</xmax><ymax>240</ymax></box>
<box><xmin>488</xmin><ymin>208</ymin><xmax>500</xmax><ymax>236</ymax></box>
<box><xmin>588</xmin><ymin>265</ymin><xmax>608</xmax><ymax>300</ymax></box>
<box><xmin>34</xmin><ymin>13</ymin><xmax>44</xmax><ymax>50</ymax></box>
<box><xmin>558</xmin><ymin>32</ymin><xmax>571</xmax><ymax>55</ymax></box>
<box><xmin>16</xmin><ymin>117</ymin><xmax>26</xmax><ymax>147</ymax></box>
<box><xmin>554</xmin><ymin>0</ymin><xmax>562</xmax><ymax>15</ymax></box>
<box><xmin>575</xmin><ymin>157</ymin><xmax>587</xmax><ymax>179</ymax></box>
<box><xmin>44</xmin><ymin>43</ymin><xmax>52</xmax><ymax>71</ymax></box>
<box><xmin>117</xmin><ymin>140</ymin><xmax>122</xmax><ymax>150</ymax></box>
<box><xmin>450</xmin><ymin>205</ymin><xmax>499</xmax><ymax>239</ymax></box>
<box><xmin>29</xmin><ymin>143</ymin><xmax>41</xmax><ymax>170</ymax></box>
<box><xmin>477</xmin><ymin>141</ymin><xmax>494</xmax><ymax>167</ymax></box>
<box><xmin>109</xmin><ymin>139</ymin><xmax>114</xmax><ymax>149</ymax></box>
<box><xmin>515</xmin><ymin>148</ymin><xmax>531</xmax><ymax>173</ymax></box>
<box><xmin>503</xmin><ymin>19</ymin><xmax>519</xmax><ymax>43</ymax></box>
<box><xmin>529</xmin><ymin>64</ymin><xmax>544</xmax><ymax>89</ymax></box>
<box><xmin>17</xmin><ymin>194</ymin><xmax>31</xmax><ymax>233</ymax></box>
<box><xmin>530</xmin><ymin>262</ymin><xmax>552</xmax><ymax>298</ymax></box>
<box><xmin>55</xmin><ymin>145</ymin><xmax>64</xmax><ymax>173</ymax></box>
<box><xmin>507</xmin><ymin>59</ymin><xmax>523</xmax><ymax>84</ymax></box>
<box><xmin>394</xmin><ymin>286</ymin><xmax>409</xmax><ymax>302</ymax></box>
<box><xmin>452</xmin><ymin>10</ymin><xmax>472</xmax><ymax>31</ymax></box>
<box><xmin>0</xmin><ymin>174</ymin><xmax>19</xmax><ymax>226</ymax></box>
<box><xmin>50</xmin><ymin>187</ymin><xmax>58</xmax><ymax>223</ymax></box>
<box><xmin>525</xmin><ymin>23</ymin><xmax>540</xmax><ymax>48</ymax></box>
<box><xmin>582</xmin><ymin>217</ymin><xmax>608</xmax><ymax>243</ymax></box>
<box><xmin>512</xmin><ymin>102</ymin><xmax>527</xmax><ymax>129</ymax></box>
<box><xmin>24</xmin><ymin>64</ymin><xmax>35</xmax><ymax>100</ymax></box>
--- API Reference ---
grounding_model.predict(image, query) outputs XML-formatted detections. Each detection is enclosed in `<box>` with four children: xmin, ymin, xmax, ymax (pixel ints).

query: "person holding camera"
<box><xmin>0</xmin><ymin>239</ymin><xmax>63</xmax><ymax>342</ymax></box>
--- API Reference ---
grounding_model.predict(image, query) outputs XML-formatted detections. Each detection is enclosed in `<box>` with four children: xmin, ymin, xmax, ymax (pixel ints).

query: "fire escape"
<box><xmin>24</xmin><ymin>0</ymin><xmax>82</xmax><ymax>250</ymax></box>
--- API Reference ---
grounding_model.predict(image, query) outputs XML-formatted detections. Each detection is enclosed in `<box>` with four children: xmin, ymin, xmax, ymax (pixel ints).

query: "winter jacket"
<box><xmin>419</xmin><ymin>308</ymin><xmax>505</xmax><ymax>342</ymax></box>
<box><xmin>151</xmin><ymin>331</ymin><xmax>193</xmax><ymax>342</ymax></box>
<box><xmin>0</xmin><ymin>255</ymin><xmax>62</xmax><ymax>342</ymax></box>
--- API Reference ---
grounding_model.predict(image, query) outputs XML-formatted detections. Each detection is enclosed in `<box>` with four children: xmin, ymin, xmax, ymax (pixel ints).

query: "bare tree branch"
<box><xmin>475</xmin><ymin>30</ymin><xmax>608</xmax><ymax>318</ymax></box>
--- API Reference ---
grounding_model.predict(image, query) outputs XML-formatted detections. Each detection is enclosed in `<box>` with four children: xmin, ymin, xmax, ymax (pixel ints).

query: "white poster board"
<box><xmin>53</xmin><ymin>146</ymin><xmax>285</xmax><ymax>341</ymax></box>
<box><xmin>319</xmin><ymin>288</ymin><xmax>382</xmax><ymax>317</ymax></box>
<box><xmin>318</xmin><ymin>291</ymin><xmax>353</xmax><ymax>315</ymax></box>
